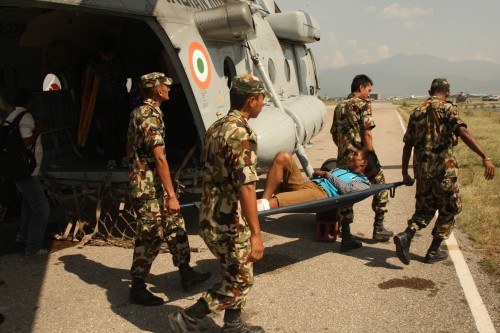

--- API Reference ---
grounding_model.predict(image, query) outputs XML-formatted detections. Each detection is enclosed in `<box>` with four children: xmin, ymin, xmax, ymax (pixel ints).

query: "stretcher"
<box><xmin>181</xmin><ymin>180</ymin><xmax>412</xmax><ymax>241</ymax></box>
<box><xmin>257</xmin><ymin>180</ymin><xmax>410</xmax><ymax>217</ymax></box>
<box><xmin>257</xmin><ymin>180</ymin><xmax>413</xmax><ymax>241</ymax></box>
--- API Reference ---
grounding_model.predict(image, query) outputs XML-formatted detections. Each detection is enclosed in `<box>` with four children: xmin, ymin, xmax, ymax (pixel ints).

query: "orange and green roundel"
<box><xmin>189</xmin><ymin>41</ymin><xmax>211</xmax><ymax>90</ymax></box>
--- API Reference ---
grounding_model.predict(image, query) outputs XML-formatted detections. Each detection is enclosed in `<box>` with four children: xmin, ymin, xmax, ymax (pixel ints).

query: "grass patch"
<box><xmin>397</xmin><ymin>104</ymin><xmax>500</xmax><ymax>284</ymax></box>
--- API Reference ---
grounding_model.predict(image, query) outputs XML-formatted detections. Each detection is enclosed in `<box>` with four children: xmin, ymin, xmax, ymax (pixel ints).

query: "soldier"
<box><xmin>394</xmin><ymin>78</ymin><xmax>495</xmax><ymax>265</ymax></box>
<box><xmin>330</xmin><ymin>74</ymin><xmax>393</xmax><ymax>252</ymax></box>
<box><xmin>127</xmin><ymin>72</ymin><xmax>210</xmax><ymax>306</ymax></box>
<box><xmin>169</xmin><ymin>74</ymin><xmax>268</xmax><ymax>333</ymax></box>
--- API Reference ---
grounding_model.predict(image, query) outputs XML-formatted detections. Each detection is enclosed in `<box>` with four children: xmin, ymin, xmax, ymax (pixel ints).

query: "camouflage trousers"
<box><xmin>408</xmin><ymin>176</ymin><xmax>462</xmax><ymax>239</ymax></box>
<box><xmin>368</xmin><ymin>168</ymin><xmax>389</xmax><ymax>215</ymax></box>
<box><xmin>336</xmin><ymin>168</ymin><xmax>389</xmax><ymax>225</ymax></box>
<box><xmin>200</xmin><ymin>232</ymin><xmax>253</xmax><ymax>312</ymax></box>
<box><xmin>130</xmin><ymin>198</ymin><xmax>191</xmax><ymax>280</ymax></box>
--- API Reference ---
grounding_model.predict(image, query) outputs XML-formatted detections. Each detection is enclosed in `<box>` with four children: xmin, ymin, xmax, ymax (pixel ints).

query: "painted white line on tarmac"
<box><xmin>396</xmin><ymin>108</ymin><xmax>407</xmax><ymax>132</ymax></box>
<box><xmin>447</xmin><ymin>233</ymin><xmax>496</xmax><ymax>333</ymax></box>
<box><xmin>395</xmin><ymin>109</ymin><xmax>495</xmax><ymax>333</ymax></box>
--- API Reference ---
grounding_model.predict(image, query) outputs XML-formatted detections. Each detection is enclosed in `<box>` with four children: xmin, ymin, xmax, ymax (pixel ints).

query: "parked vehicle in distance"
<box><xmin>456</xmin><ymin>92</ymin><xmax>469</xmax><ymax>103</ymax></box>
<box><xmin>482</xmin><ymin>95</ymin><xmax>499</xmax><ymax>101</ymax></box>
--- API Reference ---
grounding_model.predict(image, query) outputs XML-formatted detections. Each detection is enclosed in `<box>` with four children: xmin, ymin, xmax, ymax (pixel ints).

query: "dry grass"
<box><xmin>397</xmin><ymin>101</ymin><xmax>500</xmax><ymax>281</ymax></box>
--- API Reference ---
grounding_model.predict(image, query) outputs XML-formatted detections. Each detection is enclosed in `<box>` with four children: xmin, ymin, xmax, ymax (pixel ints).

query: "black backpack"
<box><xmin>0</xmin><ymin>111</ymin><xmax>37</xmax><ymax>181</ymax></box>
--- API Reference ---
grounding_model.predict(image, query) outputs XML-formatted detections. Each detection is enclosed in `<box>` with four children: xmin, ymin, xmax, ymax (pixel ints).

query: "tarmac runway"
<box><xmin>0</xmin><ymin>102</ymin><xmax>498</xmax><ymax>333</ymax></box>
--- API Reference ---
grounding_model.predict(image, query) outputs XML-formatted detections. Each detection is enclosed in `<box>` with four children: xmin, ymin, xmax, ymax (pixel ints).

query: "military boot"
<box><xmin>393</xmin><ymin>226</ymin><xmax>416</xmax><ymax>265</ymax></box>
<box><xmin>340</xmin><ymin>221</ymin><xmax>362</xmax><ymax>252</ymax></box>
<box><xmin>372</xmin><ymin>213</ymin><xmax>394</xmax><ymax>242</ymax></box>
<box><xmin>221</xmin><ymin>309</ymin><xmax>265</xmax><ymax>333</ymax></box>
<box><xmin>169</xmin><ymin>299</ymin><xmax>210</xmax><ymax>333</ymax></box>
<box><xmin>179</xmin><ymin>264</ymin><xmax>211</xmax><ymax>291</ymax></box>
<box><xmin>168</xmin><ymin>310</ymin><xmax>199</xmax><ymax>333</ymax></box>
<box><xmin>424</xmin><ymin>238</ymin><xmax>449</xmax><ymax>264</ymax></box>
<box><xmin>129</xmin><ymin>278</ymin><xmax>164</xmax><ymax>306</ymax></box>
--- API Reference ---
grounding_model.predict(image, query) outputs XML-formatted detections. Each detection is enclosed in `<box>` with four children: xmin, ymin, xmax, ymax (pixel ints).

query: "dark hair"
<box><xmin>351</xmin><ymin>74</ymin><xmax>373</xmax><ymax>93</ymax></box>
<box><xmin>429</xmin><ymin>85</ymin><xmax>450</xmax><ymax>95</ymax></box>
<box><xmin>230</xmin><ymin>89</ymin><xmax>260</xmax><ymax>110</ymax></box>
<box><xmin>360</xmin><ymin>148</ymin><xmax>378</xmax><ymax>174</ymax></box>
<box><xmin>9</xmin><ymin>88</ymin><xmax>32</xmax><ymax>107</ymax></box>
<box><xmin>142</xmin><ymin>86</ymin><xmax>156</xmax><ymax>98</ymax></box>
<box><xmin>97</xmin><ymin>36</ymin><xmax>115</xmax><ymax>53</ymax></box>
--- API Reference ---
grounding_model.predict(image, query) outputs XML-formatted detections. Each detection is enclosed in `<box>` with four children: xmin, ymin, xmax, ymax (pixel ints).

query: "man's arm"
<box><xmin>239</xmin><ymin>183</ymin><xmax>264</xmax><ymax>262</ymax></box>
<box><xmin>402</xmin><ymin>142</ymin><xmax>413</xmax><ymax>184</ymax></box>
<box><xmin>332</xmin><ymin>133</ymin><xmax>338</xmax><ymax>146</ymax></box>
<box><xmin>22</xmin><ymin>115</ymin><xmax>43</xmax><ymax>146</ymax></box>
<box><xmin>456</xmin><ymin>126</ymin><xmax>495</xmax><ymax>180</ymax></box>
<box><xmin>330</xmin><ymin>109</ymin><xmax>338</xmax><ymax>145</ymax></box>
<box><xmin>362</xmin><ymin>128</ymin><xmax>373</xmax><ymax>151</ymax></box>
<box><xmin>152</xmin><ymin>145</ymin><xmax>180</xmax><ymax>213</ymax></box>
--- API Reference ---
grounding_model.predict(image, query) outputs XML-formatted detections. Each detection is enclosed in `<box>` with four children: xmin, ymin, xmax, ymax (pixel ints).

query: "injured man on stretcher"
<box><xmin>257</xmin><ymin>148</ymin><xmax>377</xmax><ymax>211</ymax></box>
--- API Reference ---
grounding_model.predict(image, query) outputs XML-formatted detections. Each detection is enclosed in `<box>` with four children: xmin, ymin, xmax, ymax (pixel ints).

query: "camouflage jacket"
<box><xmin>330</xmin><ymin>93</ymin><xmax>375</xmax><ymax>168</ymax></box>
<box><xmin>127</xmin><ymin>98</ymin><xmax>165</xmax><ymax>199</ymax></box>
<box><xmin>199</xmin><ymin>110</ymin><xmax>259</xmax><ymax>243</ymax></box>
<box><xmin>403</xmin><ymin>96</ymin><xmax>466</xmax><ymax>179</ymax></box>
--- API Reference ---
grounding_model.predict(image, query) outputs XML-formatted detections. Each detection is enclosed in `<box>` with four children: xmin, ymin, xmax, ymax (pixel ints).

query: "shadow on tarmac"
<box><xmin>257</xmin><ymin>212</ymin><xmax>418</xmax><ymax>273</ymax></box>
<box><xmin>1</xmin><ymin>204</ymin><xmax>426</xmax><ymax>332</ymax></box>
<box><xmin>58</xmin><ymin>253</ymin><xmax>220</xmax><ymax>332</ymax></box>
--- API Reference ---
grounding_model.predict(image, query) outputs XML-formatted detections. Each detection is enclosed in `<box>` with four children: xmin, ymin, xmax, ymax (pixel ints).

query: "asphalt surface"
<box><xmin>0</xmin><ymin>102</ymin><xmax>498</xmax><ymax>333</ymax></box>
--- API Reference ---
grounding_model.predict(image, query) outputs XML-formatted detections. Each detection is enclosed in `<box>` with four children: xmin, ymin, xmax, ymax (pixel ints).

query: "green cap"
<box><xmin>140</xmin><ymin>72</ymin><xmax>173</xmax><ymax>89</ymax></box>
<box><xmin>430</xmin><ymin>78</ymin><xmax>450</xmax><ymax>91</ymax></box>
<box><xmin>231</xmin><ymin>74</ymin><xmax>271</xmax><ymax>97</ymax></box>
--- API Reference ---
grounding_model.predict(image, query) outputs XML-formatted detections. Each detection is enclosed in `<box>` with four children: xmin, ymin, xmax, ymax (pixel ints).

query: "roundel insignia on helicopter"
<box><xmin>188</xmin><ymin>41</ymin><xmax>211</xmax><ymax>90</ymax></box>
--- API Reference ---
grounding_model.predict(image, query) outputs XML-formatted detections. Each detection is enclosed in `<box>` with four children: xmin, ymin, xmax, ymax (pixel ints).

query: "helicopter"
<box><xmin>0</xmin><ymin>0</ymin><xmax>326</xmax><ymax>193</ymax></box>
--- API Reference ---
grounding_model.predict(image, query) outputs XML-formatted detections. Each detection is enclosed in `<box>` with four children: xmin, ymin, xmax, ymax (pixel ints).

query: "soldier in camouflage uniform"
<box><xmin>394</xmin><ymin>78</ymin><xmax>495</xmax><ymax>265</ymax></box>
<box><xmin>169</xmin><ymin>74</ymin><xmax>269</xmax><ymax>333</ymax></box>
<box><xmin>330</xmin><ymin>74</ymin><xmax>393</xmax><ymax>252</ymax></box>
<box><xmin>128</xmin><ymin>72</ymin><xmax>210</xmax><ymax>306</ymax></box>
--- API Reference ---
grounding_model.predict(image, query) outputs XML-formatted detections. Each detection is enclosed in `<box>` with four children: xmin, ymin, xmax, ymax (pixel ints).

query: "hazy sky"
<box><xmin>277</xmin><ymin>1</ymin><xmax>500</xmax><ymax>70</ymax></box>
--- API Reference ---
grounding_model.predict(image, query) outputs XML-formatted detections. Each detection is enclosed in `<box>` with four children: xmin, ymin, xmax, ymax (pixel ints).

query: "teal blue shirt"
<box><xmin>312</xmin><ymin>168</ymin><xmax>369</xmax><ymax>197</ymax></box>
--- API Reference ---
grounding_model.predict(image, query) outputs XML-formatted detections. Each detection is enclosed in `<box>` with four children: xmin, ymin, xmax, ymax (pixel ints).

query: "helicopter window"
<box><xmin>223</xmin><ymin>57</ymin><xmax>236</xmax><ymax>89</ymax></box>
<box><xmin>268</xmin><ymin>58</ymin><xmax>276</xmax><ymax>83</ymax></box>
<box><xmin>42</xmin><ymin>73</ymin><xmax>62</xmax><ymax>91</ymax></box>
<box><xmin>284</xmin><ymin>59</ymin><xmax>291</xmax><ymax>82</ymax></box>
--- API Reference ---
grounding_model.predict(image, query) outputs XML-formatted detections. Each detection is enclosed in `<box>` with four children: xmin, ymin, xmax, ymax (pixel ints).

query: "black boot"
<box><xmin>168</xmin><ymin>310</ymin><xmax>199</xmax><ymax>333</ymax></box>
<box><xmin>340</xmin><ymin>222</ymin><xmax>362</xmax><ymax>252</ymax></box>
<box><xmin>424</xmin><ymin>238</ymin><xmax>449</xmax><ymax>264</ymax></box>
<box><xmin>221</xmin><ymin>308</ymin><xmax>265</xmax><ymax>333</ymax></box>
<box><xmin>129</xmin><ymin>278</ymin><xmax>164</xmax><ymax>306</ymax></box>
<box><xmin>393</xmin><ymin>226</ymin><xmax>416</xmax><ymax>265</ymax></box>
<box><xmin>179</xmin><ymin>264</ymin><xmax>211</xmax><ymax>291</ymax></box>
<box><xmin>372</xmin><ymin>213</ymin><xmax>394</xmax><ymax>242</ymax></box>
<box><xmin>169</xmin><ymin>299</ymin><xmax>210</xmax><ymax>333</ymax></box>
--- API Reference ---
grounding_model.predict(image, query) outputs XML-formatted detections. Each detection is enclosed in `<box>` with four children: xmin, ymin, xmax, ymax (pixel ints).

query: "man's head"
<box><xmin>351</xmin><ymin>74</ymin><xmax>373</xmax><ymax>99</ymax></box>
<box><xmin>429</xmin><ymin>78</ymin><xmax>450</xmax><ymax>98</ymax></box>
<box><xmin>230</xmin><ymin>74</ymin><xmax>270</xmax><ymax>118</ymax></box>
<box><xmin>140</xmin><ymin>72</ymin><xmax>173</xmax><ymax>103</ymax></box>
<box><xmin>9</xmin><ymin>88</ymin><xmax>33</xmax><ymax>110</ymax></box>
<box><xmin>347</xmin><ymin>148</ymin><xmax>377</xmax><ymax>175</ymax></box>
<box><xmin>97</xmin><ymin>36</ymin><xmax>116</xmax><ymax>62</ymax></box>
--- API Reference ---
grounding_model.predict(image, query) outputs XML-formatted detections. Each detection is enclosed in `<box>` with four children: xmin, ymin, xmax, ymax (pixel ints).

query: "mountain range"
<box><xmin>318</xmin><ymin>54</ymin><xmax>500</xmax><ymax>98</ymax></box>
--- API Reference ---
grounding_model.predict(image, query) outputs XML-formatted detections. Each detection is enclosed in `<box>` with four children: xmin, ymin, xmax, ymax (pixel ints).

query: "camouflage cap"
<box><xmin>430</xmin><ymin>78</ymin><xmax>450</xmax><ymax>91</ymax></box>
<box><xmin>231</xmin><ymin>74</ymin><xmax>271</xmax><ymax>97</ymax></box>
<box><xmin>140</xmin><ymin>72</ymin><xmax>173</xmax><ymax>89</ymax></box>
